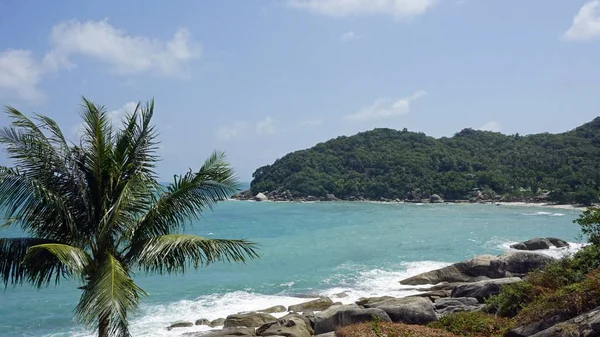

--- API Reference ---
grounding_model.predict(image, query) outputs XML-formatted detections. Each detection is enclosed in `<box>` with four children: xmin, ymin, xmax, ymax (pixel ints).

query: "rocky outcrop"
<box><xmin>450</xmin><ymin>277</ymin><xmax>522</xmax><ymax>302</ymax></box>
<box><xmin>254</xmin><ymin>193</ymin><xmax>268</xmax><ymax>202</ymax></box>
<box><xmin>506</xmin><ymin>314</ymin><xmax>571</xmax><ymax>337</ymax></box>
<box><xmin>195</xmin><ymin>318</ymin><xmax>211</xmax><ymax>326</ymax></box>
<box><xmin>434</xmin><ymin>297</ymin><xmax>482</xmax><ymax>315</ymax></box>
<box><xmin>181</xmin><ymin>327</ymin><xmax>256</xmax><ymax>337</ymax></box>
<box><xmin>313</xmin><ymin>304</ymin><xmax>391</xmax><ymax>334</ymax></box>
<box><xmin>167</xmin><ymin>321</ymin><xmax>194</xmax><ymax>330</ymax></box>
<box><xmin>210</xmin><ymin>318</ymin><xmax>226</xmax><ymax>327</ymax></box>
<box><xmin>325</xmin><ymin>194</ymin><xmax>338</xmax><ymax>201</ymax></box>
<box><xmin>256</xmin><ymin>313</ymin><xmax>313</xmax><ymax>337</ymax></box>
<box><xmin>510</xmin><ymin>237</ymin><xmax>570</xmax><ymax>251</ymax></box>
<box><xmin>288</xmin><ymin>297</ymin><xmax>333</xmax><ymax>312</ymax></box>
<box><xmin>259</xmin><ymin>305</ymin><xmax>287</xmax><ymax>314</ymax></box>
<box><xmin>529</xmin><ymin>307</ymin><xmax>600</xmax><ymax>337</ymax></box>
<box><xmin>400</xmin><ymin>252</ymin><xmax>554</xmax><ymax>285</ymax></box>
<box><xmin>430</xmin><ymin>194</ymin><xmax>444</xmax><ymax>203</ymax></box>
<box><xmin>224</xmin><ymin>313</ymin><xmax>277</xmax><ymax>328</ymax></box>
<box><xmin>365</xmin><ymin>297</ymin><xmax>438</xmax><ymax>325</ymax></box>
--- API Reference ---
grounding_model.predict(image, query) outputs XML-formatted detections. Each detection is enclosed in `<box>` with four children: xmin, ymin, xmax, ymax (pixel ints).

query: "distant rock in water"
<box><xmin>430</xmin><ymin>194</ymin><xmax>444</xmax><ymax>203</ymax></box>
<box><xmin>399</xmin><ymin>251</ymin><xmax>555</xmax><ymax>285</ymax></box>
<box><xmin>288</xmin><ymin>297</ymin><xmax>334</xmax><ymax>312</ymax></box>
<box><xmin>510</xmin><ymin>237</ymin><xmax>570</xmax><ymax>250</ymax></box>
<box><xmin>254</xmin><ymin>193</ymin><xmax>268</xmax><ymax>202</ymax></box>
<box><xmin>166</xmin><ymin>321</ymin><xmax>194</xmax><ymax>330</ymax></box>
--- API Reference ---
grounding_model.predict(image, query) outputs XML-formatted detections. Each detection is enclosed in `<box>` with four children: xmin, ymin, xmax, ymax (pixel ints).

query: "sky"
<box><xmin>0</xmin><ymin>0</ymin><xmax>599</xmax><ymax>181</ymax></box>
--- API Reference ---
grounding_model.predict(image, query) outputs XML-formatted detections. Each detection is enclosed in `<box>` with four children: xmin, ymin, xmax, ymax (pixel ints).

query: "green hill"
<box><xmin>250</xmin><ymin>118</ymin><xmax>600</xmax><ymax>204</ymax></box>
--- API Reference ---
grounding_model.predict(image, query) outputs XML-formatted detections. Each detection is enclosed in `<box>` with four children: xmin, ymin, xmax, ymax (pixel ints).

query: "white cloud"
<box><xmin>340</xmin><ymin>31</ymin><xmax>359</xmax><ymax>42</ymax></box>
<box><xmin>256</xmin><ymin>117</ymin><xmax>276</xmax><ymax>135</ymax></box>
<box><xmin>345</xmin><ymin>90</ymin><xmax>427</xmax><ymax>121</ymax></box>
<box><xmin>0</xmin><ymin>50</ymin><xmax>45</xmax><ymax>102</ymax></box>
<box><xmin>478</xmin><ymin>121</ymin><xmax>501</xmax><ymax>132</ymax></box>
<box><xmin>0</xmin><ymin>20</ymin><xmax>200</xmax><ymax>102</ymax></box>
<box><xmin>563</xmin><ymin>1</ymin><xmax>600</xmax><ymax>41</ymax></box>
<box><xmin>43</xmin><ymin>20</ymin><xmax>201</xmax><ymax>76</ymax></box>
<box><xmin>288</xmin><ymin>0</ymin><xmax>438</xmax><ymax>19</ymax></box>
<box><xmin>300</xmin><ymin>119</ymin><xmax>323</xmax><ymax>126</ymax></box>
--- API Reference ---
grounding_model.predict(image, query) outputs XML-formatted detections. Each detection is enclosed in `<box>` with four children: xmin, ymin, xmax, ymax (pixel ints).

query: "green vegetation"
<box><xmin>336</xmin><ymin>321</ymin><xmax>458</xmax><ymax>337</ymax></box>
<box><xmin>251</xmin><ymin>118</ymin><xmax>600</xmax><ymax>202</ymax></box>
<box><xmin>0</xmin><ymin>99</ymin><xmax>259</xmax><ymax>337</ymax></box>
<box><xmin>427</xmin><ymin>311</ymin><xmax>513</xmax><ymax>337</ymax></box>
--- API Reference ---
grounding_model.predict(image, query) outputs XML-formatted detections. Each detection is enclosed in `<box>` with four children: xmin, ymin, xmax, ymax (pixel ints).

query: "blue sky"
<box><xmin>1</xmin><ymin>0</ymin><xmax>599</xmax><ymax>181</ymax></box>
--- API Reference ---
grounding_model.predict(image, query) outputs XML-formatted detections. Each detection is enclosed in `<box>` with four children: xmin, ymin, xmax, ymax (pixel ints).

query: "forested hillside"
<box><xmin>250</xmin><ymin>118</ymin><xmax>600</xmax><ymax>204</ymax></box>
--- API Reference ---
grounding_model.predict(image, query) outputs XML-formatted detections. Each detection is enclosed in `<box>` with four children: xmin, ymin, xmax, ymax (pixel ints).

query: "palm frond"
<box><xmin>76</xmin><ymin>253</ymin><xmax>146</xmax><ymax>337</ymax></box>
<box><xmin>128</xmin><ymin>234</ymin><xmax>259</xmax><ymax>274</ymax></box>
<box><xmin>0</xmin><ymin>237</ymin><xmax>58</xmax><ymax>287</ymax></box>
<box><xmin>24</xmin><ymin>243</ymin><xmax>91</xmax><ymax>277</ymax></box>
<box><xmin>130</xmin><ymin>152</ymin><xmax>239</xmax><ymax>241</ymax></box>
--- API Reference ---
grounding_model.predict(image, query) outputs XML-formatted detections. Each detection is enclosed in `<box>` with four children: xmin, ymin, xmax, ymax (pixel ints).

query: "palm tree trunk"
<box><xmin>99</xmin><ymin>315</ymin><xmax>110</xmax><ymax>337</ymax></box>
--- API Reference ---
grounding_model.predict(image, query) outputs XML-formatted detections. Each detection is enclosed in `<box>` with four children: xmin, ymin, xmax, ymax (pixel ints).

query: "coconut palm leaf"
<box><xmin>76</xmin><ymin>253</ymin><xmax>146</xmax><ymax>337</ymax></box>
<box><xmin>0</xmin><ymin>237</ymin><xmax>59</xmax><ymax>287</ymax></box>
<box><xmin>24</xmin><ymin>243</ymin><xmax>92</xmax><ymax>277</ymax></box>
<box><xmin>128</xmin><ymin>234</ymin><xmax>258</xmax><ymax>274</ymax></box>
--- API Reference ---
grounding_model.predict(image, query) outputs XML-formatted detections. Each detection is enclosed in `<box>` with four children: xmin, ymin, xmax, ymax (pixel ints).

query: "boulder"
<box><xmin>313</xmin><ymin>304</ymin><xmax>391</xmax><ymax>335</ymax></box>
<box><xmin>510</xmin><ymin>237</ymin><xmax>570</xmax><ymax>251</ymax></box>
<box><xmin>195</xmin><ymin>318</ymin><xmax>211</xmax><ymax>326</ymax></box>
<box><xmin>430</xmin><ymin>194</ymin><xmax>444</xmax><ymax>203</ymax></box>
<box><xmin>506</xmin><ymin>314</ymin><xmax>571</xmax><ymax>337</ymax></box>
<box><xmin>256</xmin><ymin>313</ymin><xmax>313</xmax><ymax>337</ymax></box>
<box><xmin>259</xmin><ymin>305</ymin><xmax>287</xmax><ymax>314</ymax></box>
<box><xmin>288</xmin><ymin>297</ymin><xmax>333</xmax><ymax>312</ymax></box>
<box><xmin>434</xmin><ymin>297</ymin><xmax>482</xmax><ymax>315</ymax></box>
<box><xmin>325</xmin><ymin>194</ymin><xmax>338</xmax><ymax>201</ymax></box>
<box><xmin>373</xmin><ymin>297</ymin><xmax>438</xmax><ymax>325</ymax></box>
<box><xmin>529</xmin><ymin>307</ymin><xmax>600</xmax><ymax>337</ymax></box>
<box><xmin>451</xmin><ymin>277</ymin><xmax>522</xmax><ymax>302</ymax></box>
<box><xmin>224</xmin><ymin>313</ymin><xmax>278</xmax><ymax>328</ymax></box>
<box><xmin>409</xmin><ymin>290</ymin><xmax>451</xmax><ymax>301</ymax></box>
<box><xmin>314</xmin><ymin>333</ymin><xmax>335</xmax><ymax>337</ymax></box>
<box><xmin>254</xmin><ymin>193</ymin><xmax>268</xmax><ymax>202</ymax></box>
<box><xmin>305</xmin><ymin>196</ymin><xmax>318</xmax><ymax>202</ymax></box>
<box><xmin>399</xmin><ymin>252</ymin><xmax>554</xmax><ymax>285</ymax></box>
<box><xmin>181</xmin><ymin>327</ymin><xmax>256</xmax><ymax>337</ymax></box>
<box><xmin>210</xmin><ymin>318</ymin><xmax>226</xmax><ymax>327</ymax></box>
<box><xmin>167</xmin><ymin>321</ymin><xmax>194</xmax><ymax>330</ymax></box>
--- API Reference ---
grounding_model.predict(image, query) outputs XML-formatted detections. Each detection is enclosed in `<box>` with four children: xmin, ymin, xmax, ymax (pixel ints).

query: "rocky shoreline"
<box><xmin>165</xmin><ymin>237</ymin><xmax>597</xmax><ymax>337</ymax></box>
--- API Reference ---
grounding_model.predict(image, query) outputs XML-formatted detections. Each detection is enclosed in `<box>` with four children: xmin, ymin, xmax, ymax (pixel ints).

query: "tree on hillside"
<box><xmin>0</xmin><ymin>98</ymin><xmax>259</xmax><ymax>337</ymax></box>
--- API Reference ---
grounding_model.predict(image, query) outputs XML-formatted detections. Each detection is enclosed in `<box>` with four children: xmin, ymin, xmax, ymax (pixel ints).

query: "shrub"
<box><xmin>427</xmin><ymin>311</ymin><xmax>514</xmax><ymax>337</ymax></box>
<box><xmin>336</xmin><ymin>322</ymin><xmax>458</xmax><ymax>337</ymax></box>
<box><xmin>574</xmin><ymin>207</ymin><xmax>600</xmax><ymax>244</ymax></box>
<box><xmin>485</xmin><ymin>281</ymin><xmax>536</xmax><ymax>317</ymax></box>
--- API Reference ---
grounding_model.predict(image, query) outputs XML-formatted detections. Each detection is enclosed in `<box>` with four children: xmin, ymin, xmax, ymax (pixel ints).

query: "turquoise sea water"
<box><xmin>0</xmin><ymin>201</ymin><xmax>585</xmax><ymax>337</ymax></box>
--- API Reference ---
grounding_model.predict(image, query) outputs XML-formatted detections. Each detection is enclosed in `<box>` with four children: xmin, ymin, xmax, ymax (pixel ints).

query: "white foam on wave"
<box><xmin>521</xmin><ymin>211</ymin><xmax>565</xmax><ymax>217</ymax></box>
<box><xmin>498</xmin><ymin>241</ymin><xmax>588</xmax><ymax>259</ymax></box>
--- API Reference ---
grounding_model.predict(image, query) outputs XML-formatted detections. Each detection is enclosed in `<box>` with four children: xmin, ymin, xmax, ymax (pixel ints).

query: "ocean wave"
<box><xmin>497</xmin><ymin>240</ymin><xmax>587</xmax><ymax>259</ymax></box>
<box><xmin>522</xmin><ymin>211</ymin><xmax>565</xmax><ymax>217</ymax></box>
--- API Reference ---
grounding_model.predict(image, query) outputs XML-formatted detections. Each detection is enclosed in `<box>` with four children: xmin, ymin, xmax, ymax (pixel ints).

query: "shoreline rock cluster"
<box><xmin>166</xmin><ymin>238</ymin><xmax>592</xmax><ymax>337</ymax></box>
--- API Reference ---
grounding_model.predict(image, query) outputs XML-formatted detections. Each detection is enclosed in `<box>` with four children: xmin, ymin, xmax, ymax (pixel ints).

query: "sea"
<box><xmin>0</xmin><ymin>200</ymin><xmax>586</xmax><ymax>337</ymax></box>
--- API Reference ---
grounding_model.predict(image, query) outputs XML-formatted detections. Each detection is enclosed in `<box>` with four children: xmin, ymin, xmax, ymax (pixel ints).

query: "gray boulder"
<box><xmin>506</xmin><ymin>314</ymin><xmax>571</xmax><ymax>337</ymax></box>
<box><xmin>409</xmin><ymin>290</ymin><xmax>451</xmax><ymax>301</ymax></box>
<box><xmin>510</xmin><ymin>237</ymin><xmax>570</xmax><ymax>251</ymax></box>
<box><xmin>181</xmin><ymin>327</ymin><xmax>256</xmax><ymax>337</ymax></box>
<box><xmin>195</xmin><ymin>318</ymin><xmax>211</xmax><ymax>326</ymax></box>
<box><xmin>254</xmin><ymin>193</ymin><xmax>268</xmax><ymax>202</ymax></box>
<box><xmin>430</xmin><ymin>194</ymin><xmax>444</xmax><ymax>203</ymax></box>
<box><xmin>167</xmin><ymin>321</ymin><xmax>194</xmax><ymax>330</ymax></box>
<box><xmin>400</xmin><ymin>252</ymin><xmax>554</xmax><ymax>285</ymax></box>
<box><xmin>305</xmin><ymin>196</ymin><xmax>318</xmax><ymax>202</ymax></box>
<box><xmin>314</xmin><ymin>304</ymin><xmax>391</xmax><ymax>335</ymax></box>
<box><xmin>288</xmin><ymin>297</ymin><xmax>333</xmax><ymax>312</ymax></box>
<box><xmin>451</xmin><ymin>277</ymin><xmax>522</xmax><ymax>302</ymax></box>
<box><xmin>314</xmin><ymin>333</ymin><xmax>335</xmax><ymax>337</ymax></box>
<box><xmin>210</xmin><ymin>318</ymin><xmax>226</xmax><ymax>327</ymax></box>
<box><xmin>434</xmin><ymin>297</ymin><xmax>482</xmax><ymax>314</ymax></box>
<box><xmin>529</xmin><ymin>307</ymin><xmax>600</xmax><ymax>337</ymax></box>
<box><xmin>259</xmin><ymin>305</ymin><xmax>287</xmax><ymax>314</ymax></box>
<box><xmin>224</xmin><ymin>313</ymin><xmax>278</xmax><ymax>328</ymax></box>
<box><xmin>256</xmin><ymin>313</ymin><xmax>313</xmax><ymax>337</ymax></box>
<box><xmin>325</xmin><ymin>194</ymin><xmax>338</xmax><ymax>201</ymax></box>
<box><xmin>372</xmin><ymin>297</ymin><xmax>438</xmax><ymax>325</ymax></box>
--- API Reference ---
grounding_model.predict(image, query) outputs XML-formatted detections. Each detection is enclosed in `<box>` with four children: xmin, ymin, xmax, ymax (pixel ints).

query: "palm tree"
<box><xmin>0</xmin><ymin>98</ymin><xmax>259</xmax><ymax>337</ymax></box>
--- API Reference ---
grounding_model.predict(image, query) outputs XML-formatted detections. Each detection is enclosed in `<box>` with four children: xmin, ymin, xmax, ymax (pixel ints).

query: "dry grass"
<box><xmin>336</xmin><ymin>322</ymin><xmax>459</xmax><ymax>337</ymax></box>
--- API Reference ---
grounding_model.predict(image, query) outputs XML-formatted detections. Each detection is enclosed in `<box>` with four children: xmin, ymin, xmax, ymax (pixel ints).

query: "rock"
<box><xmin>374</xmin><ymin>297</ymin><xmax>438</xmax><ymax>325</ymax></box>
<box><xmin>409</xmin><ymin>290</ymin><xmax>451</xmax><ymax>301</ymax></box>
<box><xmin>333</xmin><ymin>292</ymin><xmax>349</xmax><ymax>298</ymax></box>
<box><xmin>256</xmin><ymin>313</ymin><xmax>313</xmax><ymax>337</ymax></box>
<box><xmin>430</xmin><ymin>194</ymin><xmax>444</xmax><ymax>203</ymax></box>
<box><xmin>451</xmin><ymin>277</ymin><xmax>522</xmax><ymax>302</ymax></box>
<box><xmin>305</xmin><ymin>196</ymin><xmax>318</xmax><ymax>202</ymax></box>
<box><xmin>259</xmin><ymin>305</ymin><xmax>287</xmax><ymax>314</ymax></box>
<box><xmin>434</xmin><ymin>297</ymin><xmax>482</xmax><ymax>315</ymax></box>
<box><xmin>254</xmin><ymin>193</ymin><xmax>268</xmax><ymax>202</ymax></box>
<box><xmin>313</xmin><ymin>304</ymin><xmax>391</xmax><ymax>335</ymax></box>
<box><xmin>167</xmin><ymin>321</ymin><xmax>194</xmax><ymax>330</ymax></box>
<box><xmin>356</xmin><ymin>296</ymin><xmax>396</xmax><ymax>308</ymax></box>
<box><xmin>210</xmin><ymin>318</ymin><xmax>226</xmax><ymax>327</ymax></box>
<box><xmin>195</xmin><ymin>318</ymin><xmax>211</xmax><ymax>326</ymax></box>
<box><xmin>224</xmin><ymin>313</ymin><xmax>278</xmax><ymax>328</ymax></box>
<box><xmin>181</xmin><ymin>327</ymin><xmax>256</xmax><ymax>337</ymax></box>
<box><xmin>528</xmin><ymin>307</ymin><xmax>600</xmax><ymax>337</ymax></box>
<box><xmin>400</xmin><ymin>252</ymin><xmax>555</xmax><ymax>285</ymax></box>
<box><xmin>325</xmin><ymin>194</ymin><xmax>338</xmax><ymax>201</ymax></box>
<box><xmin>510</xmin><ymin>237</ymin><xmax>570</xmax><ymax>251</ymax></box>
<box><xmin>506</xmin><ymin>314</ymin><xmax>571</xmax><ymax>337</ymax></box>
<box><xmin>314</xmin><ymin>333</ymin><xmax>335</xmax><ymax>337</ymax></box>
<box><xmin>288</xmin><ymin>297</ymin><xmax>334</xmax><ymax>312</ymax></box>
<box><xmin>302</xmin><ymin>310</ymin><xmax>314</xmax><ymax>318</ymax></box>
